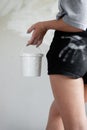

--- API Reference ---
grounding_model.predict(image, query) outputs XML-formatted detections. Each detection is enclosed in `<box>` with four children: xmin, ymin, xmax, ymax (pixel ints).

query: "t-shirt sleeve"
<box><xmin>62</xmin><ymin>0</ymin><xmax>87</xmax><ymax>30</ymax></box>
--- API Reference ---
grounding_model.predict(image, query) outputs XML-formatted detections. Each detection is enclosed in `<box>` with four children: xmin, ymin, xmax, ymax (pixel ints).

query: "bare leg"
<box><xmin>46</xmin><ymin>75</ymin><xmax>87</xmax><ymax>130</ymax></box>
<box><xmin>46</xmin><ymin>82</ymin><xmax>87</xmax><ymax>130</ymax></box>
<box><xmin>46</xmin><ymin>100</ymin><xmax>64</xmax><ymax>130</ymax></box>
<box><xmin>84</xmin><ymin>85</ymin><xmax>87</xmax><ymax>102</ymax></box>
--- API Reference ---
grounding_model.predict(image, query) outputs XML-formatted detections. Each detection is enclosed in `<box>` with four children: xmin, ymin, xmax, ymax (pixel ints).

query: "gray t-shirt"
<box><xmin>56</xmin><ymin>0</ymin><xmax>87</xmax><ymax>30</ymax></box>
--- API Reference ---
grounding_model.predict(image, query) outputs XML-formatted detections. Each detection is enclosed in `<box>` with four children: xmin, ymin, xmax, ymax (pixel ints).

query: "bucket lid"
<box><xmin>20</xmin><ymin>53</ymin><xmax>44</xmax><ymax>57</ymax></box>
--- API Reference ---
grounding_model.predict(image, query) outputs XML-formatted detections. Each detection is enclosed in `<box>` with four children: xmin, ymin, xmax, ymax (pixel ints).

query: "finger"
<box><xmin>26</xmin><ymin>41</ymin><xmax>37</xmax><ymax>46</ymax></box>
<box><xmin>26</xmin><ymin>37</ymin><xmax>38</xmax><ymax>46</ymax></box>
<box><xmin>26</xmin><ymin>42</ymin><xmax>30</xmax><ymax>46</ymax></box>
<box><xmin>27</xmin><ymin>31</ymin><xmax>36</xmax><ymax>45</ymax></box>
<box><xmin>27</xmin><ymin>25</ymin><xmax>34</xmax><ymax>33</ymax></box>
<box><xmin>27</xmin><ymin>39</ymin><xmax>35</xmax><ymax>46</ymax></box>
<box><xmin>36</xmin><ymin>40</ymin><xmax>42</xmax><ymax>48</ymax></box>
<box><xmin>26</xmin><ymin>39</ymin><xmax>42</xmax><ymax>47</ymax></box>
<box><xmin>26</xmin><ymin>38</ymin><xmax>34</xmax><ymax>46</ymax></box>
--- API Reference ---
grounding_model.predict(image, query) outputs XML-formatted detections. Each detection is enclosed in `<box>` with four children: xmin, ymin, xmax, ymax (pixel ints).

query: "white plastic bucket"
<box><xmin>20</xmin><ymin>53</ymin><xmax>43</xmax><ymax>77</ymax></box>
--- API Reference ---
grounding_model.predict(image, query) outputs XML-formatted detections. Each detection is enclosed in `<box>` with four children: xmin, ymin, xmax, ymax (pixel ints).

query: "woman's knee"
<box><xmin>49</xmin><ymin>100</ymin><xmax>61</xmax><ymax>119</ymax></box>
<box><xmin>49</xmin><ymin>100</ymin><xmax>61</xmax><ymax>118</ymax></box>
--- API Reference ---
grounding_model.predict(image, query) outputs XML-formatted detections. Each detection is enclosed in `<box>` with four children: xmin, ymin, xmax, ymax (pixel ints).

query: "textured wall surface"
<box><xmin>0</xmin><ymin>1</ymin><xmax>87</xmax><ymax>130</ymax></box>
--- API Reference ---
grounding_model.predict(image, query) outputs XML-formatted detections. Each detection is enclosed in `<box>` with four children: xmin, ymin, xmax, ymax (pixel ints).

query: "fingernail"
<box><xmin>26</xmin><ymin>44</ymin><xmax>28</xmax><ymax>46</ymax></box>
<box><xmin>26</xmin><ymin>43</ymin><xmax>30</xmax><ymax>46</ymax></box>
<box><xmin>36</xmin><ymin>45</ymin><xmax>39</xmax><ymax>48</ymax></box>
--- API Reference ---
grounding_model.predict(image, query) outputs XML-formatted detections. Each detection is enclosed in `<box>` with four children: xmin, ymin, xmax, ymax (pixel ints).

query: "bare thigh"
<box><xmin>49</xmin><ymin>75</ymin><xmax>87</xmax><ymax>129</ymax></box>
<box><xmin>84</xmin><ymin>84</ymin><xmax>87</xmax><ymax>102</ymax></box>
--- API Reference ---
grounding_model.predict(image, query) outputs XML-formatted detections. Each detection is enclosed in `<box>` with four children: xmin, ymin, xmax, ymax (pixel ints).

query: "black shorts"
<box><xmin>46</xmin><ymin>30</ymin><xmax>87</xmax><ymax>84</ymax></box>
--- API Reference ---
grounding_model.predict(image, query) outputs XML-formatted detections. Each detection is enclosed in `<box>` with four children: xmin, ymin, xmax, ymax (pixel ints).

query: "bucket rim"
<box><xmin>20</xmin><ymin>53</ymin><xmax>44</xmax><ymax>57</ymax></box>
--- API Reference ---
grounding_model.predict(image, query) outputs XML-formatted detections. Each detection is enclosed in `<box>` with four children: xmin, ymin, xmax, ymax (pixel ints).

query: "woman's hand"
<box><xmin>26</xmin><ymin>19</ymin><xmax>83</xmax><ymax>47</ymax></box>
<box><xmin>27</xmin><ymin>22</ymin><xmax>48</xmax><ymax>47</ymax></box>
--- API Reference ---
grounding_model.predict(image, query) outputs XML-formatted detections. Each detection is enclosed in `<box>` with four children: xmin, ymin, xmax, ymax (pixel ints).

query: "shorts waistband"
<box><xmin>55</xmin><ymin>30</ymin><xmax>87</xmax><ymax>37</ymax></box>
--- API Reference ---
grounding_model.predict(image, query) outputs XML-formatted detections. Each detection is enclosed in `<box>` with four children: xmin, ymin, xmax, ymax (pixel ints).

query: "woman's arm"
<box><xmin>44</xmin><ymin>19</ymin><xmax>83</xmax><ymax>32</ymax></box>
<box><xmin>27</xmin><ymin>18</ymin><xmax>83</xmax><ymax>46</ymax></box>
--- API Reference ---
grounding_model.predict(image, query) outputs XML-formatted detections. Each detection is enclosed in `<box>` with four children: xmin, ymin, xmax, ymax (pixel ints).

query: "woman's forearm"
<box><xmin>44</xmin><ymin>19</ymin><xmax>83</xmax><ymax>32</ymax></box>
<box><xmin>27</xmin><ymin>18</ymin><xmax>83</xmax><ymax>46</ymax></box>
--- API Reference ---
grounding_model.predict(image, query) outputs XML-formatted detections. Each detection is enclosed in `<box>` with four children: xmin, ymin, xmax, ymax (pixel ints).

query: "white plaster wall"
<box><xmin>0</xmin><ymin>17</ymin><xmax>53</xmax><ymax>130</ymax></box>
